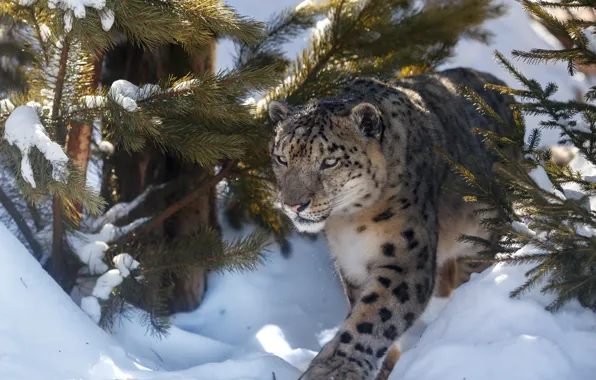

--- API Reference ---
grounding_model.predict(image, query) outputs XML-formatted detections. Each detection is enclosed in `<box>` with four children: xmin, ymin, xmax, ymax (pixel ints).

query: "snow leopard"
<box><xmin>268</xmin><ymin>67</ymin><xmax>517</xmax><ymax>380</ymax></box>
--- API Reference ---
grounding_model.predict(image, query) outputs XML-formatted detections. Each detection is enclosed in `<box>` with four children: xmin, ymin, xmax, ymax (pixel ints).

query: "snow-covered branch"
<box><xmin>83</xmin><ymin>183</ymin><xmax>164</xmax><ymax>231</ymax></box>
<box><xmin>4</xmin><ymin>105</ymin><xmax>69</xmax><ymax>188</ymax></box>
<box><xmin>18</xmin><ymin>0</ymin><xmax>115</xmax><ymax>33</ymax></box>
<box><xmin>73</xmin><ymin>78</ymin><xmax>203</xmax><ymax>114</ymax></box>
<box><xmin>80</xmin><ymin>253</ymin><xmax>140</xmax><ymax>324</ymax></box>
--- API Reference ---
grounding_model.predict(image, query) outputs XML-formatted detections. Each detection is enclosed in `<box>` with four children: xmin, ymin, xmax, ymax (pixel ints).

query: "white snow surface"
<box><xmin>3</xmin><ymin>105</ymin><xmax>69</xmax><ymax>188</ymax></box>
<box><xmin>390</xmin><ymin>245</ymin><xmax>596</xmax><ymax>380</ymax></box>
<box><xmin>0</xmin><ymin>222</ymin><xmax>147</xmax><ymax>380</ymax></box>
<box><xmin>3</xmin><ymin>212</ymin><xmax>596</xmax><ymax>380</ymax></box>
<box><xmin>0</xmin><ymin>221</ymin><xmax>303</xmax><ymax>380</ymax></box>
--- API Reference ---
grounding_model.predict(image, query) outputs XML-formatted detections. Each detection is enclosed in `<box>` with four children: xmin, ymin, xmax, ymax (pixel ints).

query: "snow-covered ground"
<box><xmin>0</xmin><ymin>220</ymin><xmax>306</xmax><ymax>380</ymax></box>
<box><xmin>2</xmin><ymin>206</ymin><xmax>596</xmax><ymax>380</ymax></box>
<box><xmin>3</xmin><ymin>1</ymin><xmax>596</xmax><ymax>380</ymax></box>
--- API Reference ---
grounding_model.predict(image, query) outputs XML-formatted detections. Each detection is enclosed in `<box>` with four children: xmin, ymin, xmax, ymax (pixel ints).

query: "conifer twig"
<box><xmin>29</xmin><ymin>8</ymin><xmax>50</xmax><ymax>66</ymax></box>
<box><xmin>144</xmin><ymin>160</ymin><xmax>235</xmax><ymax>230</ymax></box>
<box><xmin>51</xmin><ymin>35</ymin><xmax>72</xmax><ymax>288</ymax></box>
<box><xmin>52</xmin><ymin>36</ymin><xmax>71</xmax><ymax>144</ymax></box>
<box><xmin>0</xmin><ymin>187</ymin><xmax>43</xmax><ymax>259</ymax></box>
<box><xmin>116</xmin><ymin>160</ymin><xmax>236</xmax><ymax>244</ymax></box>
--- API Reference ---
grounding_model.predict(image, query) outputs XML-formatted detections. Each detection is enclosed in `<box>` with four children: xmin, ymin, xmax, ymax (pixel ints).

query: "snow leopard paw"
<box><xmin>299</xmin><ymin>356</ymin><xmax>369</xmax><ymax>380</ymax></box>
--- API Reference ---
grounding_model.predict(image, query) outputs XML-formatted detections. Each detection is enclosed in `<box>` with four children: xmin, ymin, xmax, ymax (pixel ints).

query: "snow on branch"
<box><xmin>108</xmin><ymin>80</ymin><xmax>162</xmax><ymax>112</ymax></box>
<box><xmin>99</xmin><ymin>8</ymin><xmax>115</xmax><ymax>31</ymax></box>
<box><xmin>0</xmin><ymin>99</ymin><xmax>15</xmax><ymax>115</ymax></box>
<box><xmin>48</xmin><ymin>0</ymin><xmax>106</xmax><ymax>17</ymax></box>
<box><xmin>511</xmin><ymin>221</ymin><xmax>536</xmax><ymax>237</ymax></box>
<box><xmin>74</xmin><ymin>78</ymin><xmax>204</xmax><ymax>115</ymax></box>
<box><xmin>84</xmin><ymin>183</ymin><xmax>164</xmax><ymax>231</ymax></box>
<box><xmin>3</xmin><ymin>105</ymin><xmax>68</xmax><ymax>188</ymax></box>
<box><xmin>72</xmin><ymin>220</ymin><xmax>143</xmax><ymax>323</ymax></box>
<box><xmin>65</xmin><ymin>195</ymin><xmax>155</xmax><ymax>323</ymax></box>
<box><xmin>528</xmin><ymin>165</ymin><xmax>566</xmax><ymax>202</ymax></box>
<box><xmin>98</xmin><ymin>140</ymin><xmax>114</xmax><ymax>154</ymax></box>
<box><xmin>80</xmin><ymin>253</ymin><xmax>140</xmax><ymax>324</ymax></box>
<box><xmin>18</xmin><ymin>0</ymin><xmax>115</xmax><ymax>33</ymax></box>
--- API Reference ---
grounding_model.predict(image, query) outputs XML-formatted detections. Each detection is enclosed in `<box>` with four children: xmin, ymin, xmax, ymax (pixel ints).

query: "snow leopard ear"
<box><xmin>350</xmin><ymin>102</ymin><xmax>382</xmax><ymax>140</ymax></box>
<box><xmin>268</xmin><ymin>100</ymin><xmax>290</xmax><ymax>123</ymax></box>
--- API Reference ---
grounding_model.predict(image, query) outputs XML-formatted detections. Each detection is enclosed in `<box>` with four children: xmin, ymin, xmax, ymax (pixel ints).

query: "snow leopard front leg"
<box><xmin>301</xmin><ymin>205</ymin><xmax>438</xmax><ymax>380</ymax></box>
<box><xmin>337</xmin><ymin>268</ymin><xmax>401</xmax><ymax>380</ymax></box>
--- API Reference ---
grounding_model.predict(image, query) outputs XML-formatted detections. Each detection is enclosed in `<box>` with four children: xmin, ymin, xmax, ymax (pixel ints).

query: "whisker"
<box><xmin>329</xmin><ymin>190</ymin><xmax>358</xmax><ymax>205</ymax></box>
<box><xmin>329</xmin><ymin>188</ymin><xmax>361</xmax><ymax>209</ymax></box>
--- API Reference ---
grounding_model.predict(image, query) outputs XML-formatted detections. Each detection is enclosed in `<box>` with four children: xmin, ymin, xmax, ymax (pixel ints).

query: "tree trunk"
<box><xmin>65</xmin><ymin>57</ymin><xmax>102</xmax><ymax>222</ymax></box>
<box><xmin>101</xmin><ymin>40</ymin><xmax>218</xmax><ymax>313</ymax></box>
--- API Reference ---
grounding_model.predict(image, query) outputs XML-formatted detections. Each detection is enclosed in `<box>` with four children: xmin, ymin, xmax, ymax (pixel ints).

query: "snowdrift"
<box><xmin>391</xmin><ymin>247</ymin><xmax>596</xmax><ymax>380</ymax></box>
<box><xmin>0</xmin><ymin>222</ymin><xmax>300</xmax><ymax>380</ymax></box>
<box><xmin>2</xmin><ymin>218</ymin><xmax>596</xmax><ymax>380</ymax></box>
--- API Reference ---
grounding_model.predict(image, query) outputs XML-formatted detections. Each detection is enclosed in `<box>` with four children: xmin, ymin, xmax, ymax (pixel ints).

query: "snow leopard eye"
<box><xmin>321</xmin><ymin>157</ymin><xmax>339</xmax><ymax>170</ymax></box>
<box><xmin>275</xmin><ymin>155</ymin><xmax>288</xmax><ymax>166</ymax></box>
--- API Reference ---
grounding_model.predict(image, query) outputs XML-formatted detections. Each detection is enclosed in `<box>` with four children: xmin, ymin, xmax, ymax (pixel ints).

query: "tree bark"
<box><xmin>101</xmin><ymin>40</ymin><xmax>218</xmax><ymax>313</ymax></box>
<box><xmin>66</xmin><ymin>56</ymin><xmax>103</xmax><ymax>216</ymax></box>
<box><xmin>51</xmin><ymin>37</ymin><xmax>71</xmax><ymax>289</ymax></box>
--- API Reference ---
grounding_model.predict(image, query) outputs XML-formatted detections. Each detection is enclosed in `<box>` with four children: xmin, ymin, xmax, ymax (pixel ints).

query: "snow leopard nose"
<box><xmin>286</xmin><ymin>199</ymin><xmax>312</xmax><ymax>213</ymax></box>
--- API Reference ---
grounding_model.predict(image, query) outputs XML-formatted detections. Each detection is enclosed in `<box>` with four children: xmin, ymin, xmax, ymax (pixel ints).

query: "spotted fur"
<box><xmin>269</xmin><ymin>68</ymin><xmax>517</xmax><ymax>380</ymax></box>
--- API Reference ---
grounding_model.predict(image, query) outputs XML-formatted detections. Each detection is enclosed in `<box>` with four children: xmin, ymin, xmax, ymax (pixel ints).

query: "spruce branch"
<box><xmin>51</xmin><ymin>36</ymin><xmax>71</xmax><ymax>144</ymax></box>
<box><xmin>144</xmin><ymin>160</ymin><xmax>235</xmax><ymax>231</ymax></box>
<box><xmin>0</xmin><ymin>186</ymin><xmax>43</xmax><ymax>259</ymax></box>
<box><xmin>28</xmin><ymin>8</ymin><xmax>49</xmax><ymax>66</ymax></box>
<box><xmin>115</xmin><ymin>160</ymin><xmax>236</xmax><ymax>245</ymax></box>
<box><xmin>450</xmin><ymin>19</ymin><xmax>596</xmax><ymax>309</ymax></box>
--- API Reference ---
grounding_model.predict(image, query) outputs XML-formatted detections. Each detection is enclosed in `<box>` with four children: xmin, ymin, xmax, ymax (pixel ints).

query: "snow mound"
<box><xmin>390</xmin><ymin>245</ymin><xmax>596</xmax><ymax>380</ymax></box>
<box><xmin>0</xmin><ymin>222</ymin><xmax>140</xmax><ymax>380</ymax></box>
<box><xmin>3</xmin><ymin>199</ymin><xmax>596</xmax><ymax>380</ymax></box>
<box><xmin>3</xmin><ymin>105</ymin><xmax>68</xmax><ymax>188</ymax></box>
<box><xmin>0</xmin><ymin>221</ymin><xmax>304</xmax><ymax>380</ymax></box>
<box><xmin>112</xmin><ymin>225</ymin><xmax>346</xmax><ymax>373</ymax></box>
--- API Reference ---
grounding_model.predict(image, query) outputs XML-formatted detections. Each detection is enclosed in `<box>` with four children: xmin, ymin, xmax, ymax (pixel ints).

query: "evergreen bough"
<box><xmin>454</xmin><ymin>0</ymin><xmax>596</xmax><ymax>311</ymax></box>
